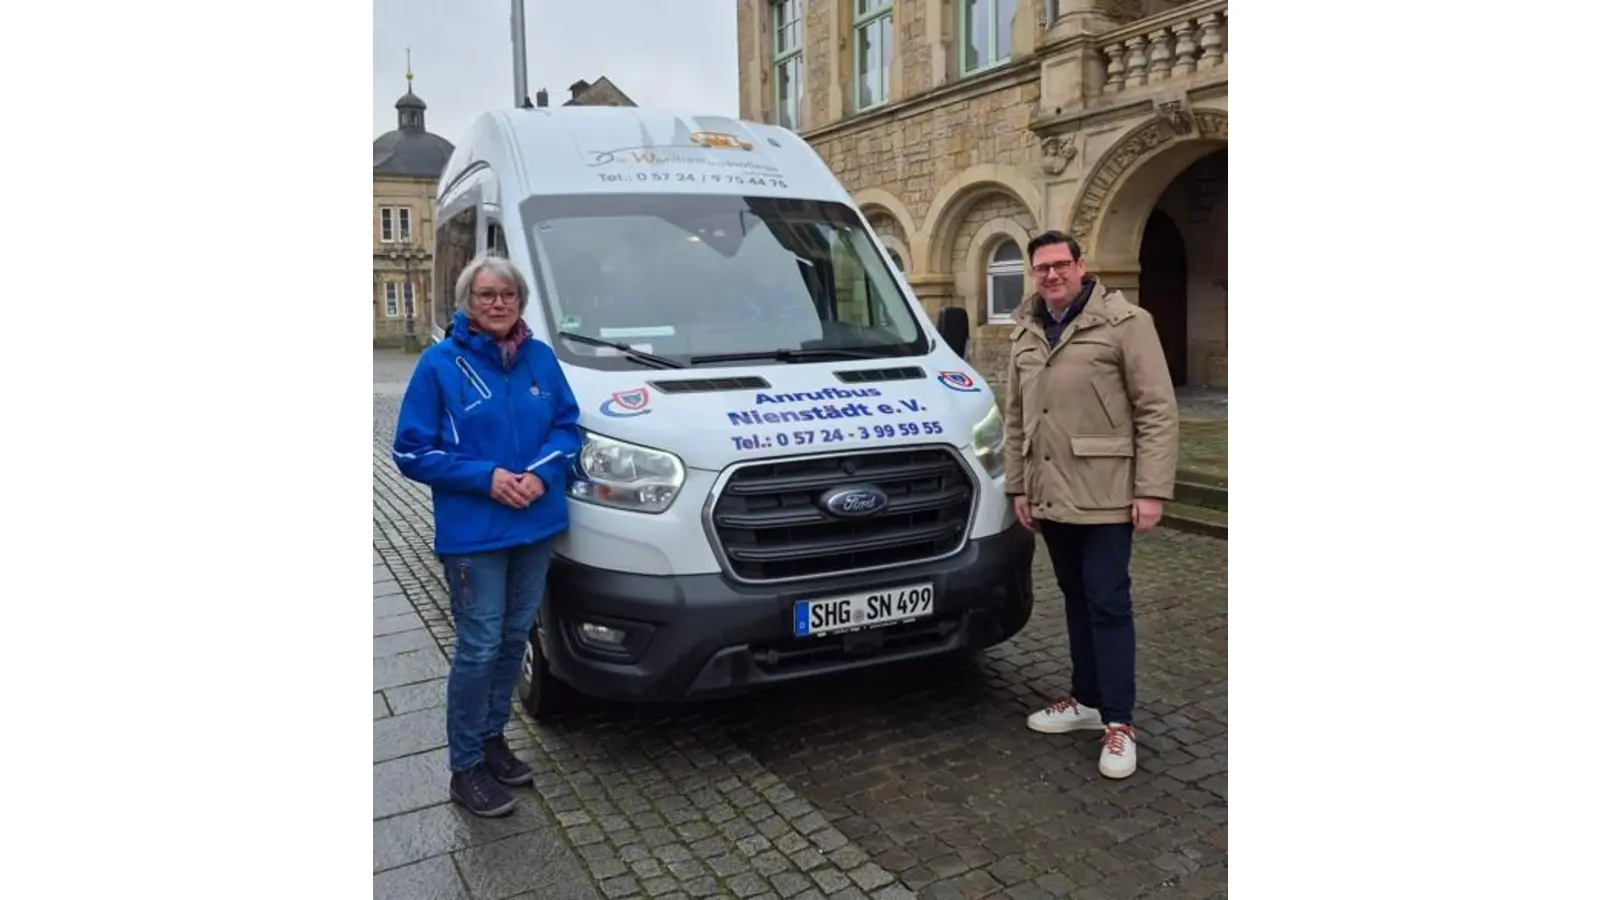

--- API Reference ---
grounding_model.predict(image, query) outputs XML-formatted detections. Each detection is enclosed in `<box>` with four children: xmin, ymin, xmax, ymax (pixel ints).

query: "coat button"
<box><xmin>1044</xmin><ymin>456</ymin><xmax>1051</xmax><ymax>462</ymax></box>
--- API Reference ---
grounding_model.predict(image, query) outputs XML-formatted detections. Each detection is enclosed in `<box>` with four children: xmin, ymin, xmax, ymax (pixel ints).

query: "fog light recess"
<box><xmin>579</xmin><ymin>622</ymin><xmax>627</xmax><ymax>647</ymax></box>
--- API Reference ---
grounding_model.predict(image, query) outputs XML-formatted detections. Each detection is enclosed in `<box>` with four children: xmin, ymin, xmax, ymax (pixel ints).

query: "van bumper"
<box><xmin>539</xmin><ymin>522</ymin><xmax>1036</xmax><ymax>703</ymax></box>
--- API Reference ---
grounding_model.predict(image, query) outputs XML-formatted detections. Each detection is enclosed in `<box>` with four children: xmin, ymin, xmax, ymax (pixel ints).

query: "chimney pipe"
<box><xmin>510</xmin><ymin>0</ymin><xmax>528</xmax><ymax>109</ymax></box>
<box><xmin>535</xmin><ymin>88</ymin><xmax>549</xmax><ymax>107</ymax></box>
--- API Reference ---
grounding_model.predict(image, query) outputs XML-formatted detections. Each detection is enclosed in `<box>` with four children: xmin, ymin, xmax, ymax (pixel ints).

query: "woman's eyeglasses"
<box><xmin>472</xmin><ymin>290</ymin><xmax>520</xmax><ymax>308</ymax></box>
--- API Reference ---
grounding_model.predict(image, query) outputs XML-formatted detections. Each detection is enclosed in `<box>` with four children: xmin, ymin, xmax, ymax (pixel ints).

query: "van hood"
<box><xmin>564</xmin><ymin>362</ymin><xmax>997</xmax><ymax>472</ymax></box>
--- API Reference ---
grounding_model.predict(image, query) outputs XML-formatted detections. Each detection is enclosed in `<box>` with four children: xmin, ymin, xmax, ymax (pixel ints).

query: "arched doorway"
<box><xmin>1139</xmin><ymin>208</ymin><xmax>1188</xmax><ymax>387</ymax></box>
<box><xmin>1069</xmin><ymin>109</ymin><xmax>1227</xmax><ymax>388</ymax></box>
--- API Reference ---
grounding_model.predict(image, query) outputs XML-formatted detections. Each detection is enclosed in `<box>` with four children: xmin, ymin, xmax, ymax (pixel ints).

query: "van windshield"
<box><xmin>519</xmin><ymin>193</ymin><xmax>929</xmax><ymax>370</ymax></box>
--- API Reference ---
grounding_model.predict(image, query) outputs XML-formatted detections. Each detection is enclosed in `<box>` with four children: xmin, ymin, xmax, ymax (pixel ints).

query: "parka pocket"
<box><xmin>1088</xmin><ymin>377</ymin><xmax>1130</xmax><ymax>432</ymax></box>
<box><xmin>1069</xmin><ymin>436</ymin><xmax>1133</xmax><ymax>457</ymax></box>
<box><xmin>1066</xmin><ymin>435</ymin><xmax>1136</xmax><ymax>510</ymax></box>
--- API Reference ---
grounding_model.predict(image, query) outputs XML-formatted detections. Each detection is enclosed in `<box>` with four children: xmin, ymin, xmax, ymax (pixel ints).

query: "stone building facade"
<box><xmin>735</xmin><ymin>0</ymin><xmax>1228</xmax><ymax>388</ymax></box>
<box><xmin>373</xmin><ymin>71</ymin><xmax>454</xmax><ymax>350</ymax></box>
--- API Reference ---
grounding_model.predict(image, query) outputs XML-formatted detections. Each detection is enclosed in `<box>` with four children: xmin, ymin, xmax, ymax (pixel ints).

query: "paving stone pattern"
<box><xmin>374</xmin><ymin>351</ymin><xmax>1228</xmax><ymax>899</ymax></box>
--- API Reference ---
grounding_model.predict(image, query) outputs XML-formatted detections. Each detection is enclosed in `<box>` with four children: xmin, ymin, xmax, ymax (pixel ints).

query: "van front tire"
<box><xmin>516</xmin><ymin>627</ymin><xmax>580</xmax><ymax>720</ymax></box>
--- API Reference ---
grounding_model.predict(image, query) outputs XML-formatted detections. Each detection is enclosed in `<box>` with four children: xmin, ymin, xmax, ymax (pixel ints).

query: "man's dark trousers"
<box><xmin>1038</xmin><ymin>520</ymin><xmax>1136</xmax><ymax>725</ymax></box>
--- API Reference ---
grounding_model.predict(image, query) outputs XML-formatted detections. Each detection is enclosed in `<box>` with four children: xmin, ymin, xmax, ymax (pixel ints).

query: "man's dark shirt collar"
<box><xmin>1036</xmin><ymin>276</ymin><xmax>1096</xmax><ymax>346</ymax></box>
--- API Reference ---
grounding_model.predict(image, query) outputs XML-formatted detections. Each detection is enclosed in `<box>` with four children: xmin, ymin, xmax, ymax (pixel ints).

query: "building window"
<box><xmin>961</xmin><ymin>0</ymin><xmax>1016</xmax><ymax>75</ymax></box>
<box><xmin>855</xmin><ymin>1</ymin><xmax>893</xmax><ymax>111</ymax></box>
<box><xmin>384</xmin><ymin>283</ymin><xmax>400</xmax><ymax>318</ymax></box>
<box><xmin>888</xmin><ymin>249</ymin><xmax>904</xmax><ymax>271</ymax></box>
<box><xmin>380</xmin><ymin>207</ymin><xmax>412</xmax><ymax>244</ymax></box>
<box><xmin>402</xmin><ymin>281</ymin><xmax>415</xmax><ymax>317</ymax></box>
<box><xmin>986</xmin><ymin>239</ymin><xmax>1025</xmax><ymax>322</ymax></box>
<box><xmin>771</xmin><ymin>0</ymin><xmax>805</xmax><ymax>129</ymax></box>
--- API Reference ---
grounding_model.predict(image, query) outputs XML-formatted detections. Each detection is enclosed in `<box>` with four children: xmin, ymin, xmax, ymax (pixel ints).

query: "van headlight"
<box><xmin>568</xmin><ymin>433</ymin><xmax>685</xmax><ymax>513</ymax></box>
<box><xmin>972</xmin><ymin>404</ymin><xmax>1005</xmax><ymax>478</ymax></box>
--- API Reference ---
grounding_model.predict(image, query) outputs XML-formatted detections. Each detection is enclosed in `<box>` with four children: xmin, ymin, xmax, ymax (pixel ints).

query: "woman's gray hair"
<box><xmin>454</xmin><ymin>253</ymin><xmax>533</xmax><ymax>314</ymax></box>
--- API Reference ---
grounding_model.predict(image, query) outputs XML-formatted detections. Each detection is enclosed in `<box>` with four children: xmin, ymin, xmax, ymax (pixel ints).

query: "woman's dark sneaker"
<box><xmin>483</xmin><ymin>734</ymin><xmax>535</xmax><ymax>786</ymax></box>
<box><xmin>450</xmin><ymin>765</ymin><xmax>517</xmax><ymax>817</ymax></box>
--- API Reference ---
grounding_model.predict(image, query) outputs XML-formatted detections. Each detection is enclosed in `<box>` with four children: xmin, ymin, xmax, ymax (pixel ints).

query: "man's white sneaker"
<box><xmin>1099</xmin><ymin>724</ymin><xmax>1137</xmax><ymax>779</ymax></box>
<box><xmin>1027</xmin><ymin>698</ymin><xmax>1104</xmax><ymax>734</ymax></box>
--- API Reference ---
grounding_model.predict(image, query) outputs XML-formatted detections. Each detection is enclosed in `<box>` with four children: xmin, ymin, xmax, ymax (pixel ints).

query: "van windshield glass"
<box><xmin>519</xmin><ymin>193</ymin><xmax>928</xmax><ymax>370</ymax></box>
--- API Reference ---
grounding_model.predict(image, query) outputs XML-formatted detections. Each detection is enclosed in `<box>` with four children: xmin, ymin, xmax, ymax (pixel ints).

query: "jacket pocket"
<box><xmin>1088</xmin><ymin>377</ymin><xmax>1129</xmax><ymax>432</ymax></box>
<box><xmin>1065</xmin><ymin>435</ymin><xmax>1135</xmax><ymax>510</ymax></box>
<box><xmin>1069</xmin><ymin>436</ymin><xmax>1134</xmax><ymax>458</ymax></box>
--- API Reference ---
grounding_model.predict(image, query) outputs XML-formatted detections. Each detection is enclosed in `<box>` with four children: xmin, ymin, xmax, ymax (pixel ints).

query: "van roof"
<box><xmin>448</xmin><ymin>106</ymin><xmax>854</xmax><ymax>206</ymax></box>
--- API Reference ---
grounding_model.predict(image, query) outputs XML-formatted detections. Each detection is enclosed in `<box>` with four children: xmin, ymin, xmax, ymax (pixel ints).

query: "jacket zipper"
<box><xmin>505</xmin><ymin>365</ymin><xmax>520</xmax><ymax>473</ymax></box>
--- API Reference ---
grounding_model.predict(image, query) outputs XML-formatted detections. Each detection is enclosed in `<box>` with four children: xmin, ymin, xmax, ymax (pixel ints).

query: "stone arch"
<box><xmin>962</xmin><ymin>219</ymin><xmax>1033</xmax><ymax>325</ymax></box>
<box><xmin>922</xmin><ymin>163</ymin><xmax>1043</xmax><ymax>274</ymax></box>
<box><xmin>854</xmin><ymin>187</ymin><xmax>915</xmax><ymax>239</ymax></box>
<box><xmin>944</xmin><ymin>193</ymin><xmax>1037</xmax><ymax>323</ymax></box>
<box><xmin>876</xmin><ymin>233</ymin><xmax>912</xmax><ymax>273</ymax></box>
<box><xmin>854</xmin><ymin>188</ymin><xmax>917</xmax><ymax>271</ymax></box>
<box><xmin>1067</xmin><ymin>107</ymin><xmax>1227</xmax><ymax>268</ymax></box>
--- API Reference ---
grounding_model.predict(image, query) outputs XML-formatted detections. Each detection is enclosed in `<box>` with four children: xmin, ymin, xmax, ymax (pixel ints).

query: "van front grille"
<box><xmin>709</xmin><ymin>448</ymin><xmax>974</xmax><ymax>582</ymax></box>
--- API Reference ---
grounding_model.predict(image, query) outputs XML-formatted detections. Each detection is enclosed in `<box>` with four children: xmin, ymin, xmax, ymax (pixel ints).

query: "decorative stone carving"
<box><xmin>1193</xmin><ymin>109</ymin><xmax>1228</xmax><ymax>140</ymax></box>
<box><xmin>1039</xmin><ymin>135</ymin><xmax>1078</xmax><ymax>176</ymax></box>
<box><xmin>1068</xmin><ymin>107</ymin><xmax>1227</xmax><ymax>245</ymax></box>
<box><xmin>1158</xmin><ymin>99</ymin><xmax>1193</xmax><ymax>135</ymax></box>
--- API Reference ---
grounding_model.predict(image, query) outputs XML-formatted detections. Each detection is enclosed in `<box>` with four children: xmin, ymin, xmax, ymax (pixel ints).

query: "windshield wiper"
<box><xmin>689</xmin><ymin>347</ymin><xmax>890</xmax><ymax>365</ymax></box>
<box><xmin>557</xmin><ymin>331</ymin><xmax>686</xmax><ymax>369</ymax></box>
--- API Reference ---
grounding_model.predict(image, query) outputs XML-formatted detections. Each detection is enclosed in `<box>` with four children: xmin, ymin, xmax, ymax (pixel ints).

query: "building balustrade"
<box><xmin>1097</xmin><ymin>0</ymin><xmax>1227</xmax><ymax>96</ymax></box>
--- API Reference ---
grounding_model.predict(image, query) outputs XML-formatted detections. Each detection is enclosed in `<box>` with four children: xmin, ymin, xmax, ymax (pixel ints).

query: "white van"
<box><xmin>428</xmin><ymin>106</ymin><xmax>1036</xmax><ymax>717</ymax></box>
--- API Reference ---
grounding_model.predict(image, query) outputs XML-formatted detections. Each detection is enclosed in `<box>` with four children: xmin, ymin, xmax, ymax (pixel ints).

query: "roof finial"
<box><xmin>405</xmin><ymin>47</ymin><xmax>413</xmax><ymax>86</ymax></box>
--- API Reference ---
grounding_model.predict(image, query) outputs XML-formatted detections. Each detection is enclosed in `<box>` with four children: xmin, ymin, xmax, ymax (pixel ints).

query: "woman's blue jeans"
<box><xmin>439</xmin><ymin>539</ymin><xmax>553</xmax><ymax>772</ymax></box>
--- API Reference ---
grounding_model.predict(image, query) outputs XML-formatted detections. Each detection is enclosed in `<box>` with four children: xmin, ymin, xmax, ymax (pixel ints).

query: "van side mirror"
<box><xmin>935</xmin><ymin>306</ymin><xmax>969</xmax><ymax>359</ymax></box>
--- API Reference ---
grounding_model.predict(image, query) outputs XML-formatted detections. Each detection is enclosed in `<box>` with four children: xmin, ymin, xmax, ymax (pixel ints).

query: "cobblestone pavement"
<box><xmin>374</xmin><ymin>350</ymin><xmax>1228</xmax><ymax>899</ymax></box>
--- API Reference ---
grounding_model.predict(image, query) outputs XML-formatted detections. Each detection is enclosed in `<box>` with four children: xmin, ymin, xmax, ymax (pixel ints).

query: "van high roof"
<box><xmin>439</xmin><ymin>106</ymin><xmax>853</xmax><ymax>207</ymax></box>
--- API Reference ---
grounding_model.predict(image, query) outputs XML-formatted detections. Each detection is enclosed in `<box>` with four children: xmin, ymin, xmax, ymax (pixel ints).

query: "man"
<box><xmin>1003</xmin><ymin>230</ymin><xmax>1179</xmax><ymax>779</ymax></box>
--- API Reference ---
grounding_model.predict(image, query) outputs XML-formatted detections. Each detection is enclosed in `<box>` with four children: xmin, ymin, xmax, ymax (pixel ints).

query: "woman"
<box><xmin>392</xmin><ymin>253</ymin><xmax>581</xmax><ymax>818</ymax></box>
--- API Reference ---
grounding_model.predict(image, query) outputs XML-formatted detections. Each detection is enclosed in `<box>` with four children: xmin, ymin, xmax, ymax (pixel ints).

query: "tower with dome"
<box><xmin>372</xmin><ymin>54</ymin><xmax>454</xmax><ymax>349</ymax></box>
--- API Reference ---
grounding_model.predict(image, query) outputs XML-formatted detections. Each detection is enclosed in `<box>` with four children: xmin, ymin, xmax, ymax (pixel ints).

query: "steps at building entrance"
<box><xmin>1174</xmin><ymin>479</ymin><xmax>1227</xmax><ymax>512</ymax></box>
<box><xmin>1159</xmin><ymin>502</ymin><xmax>1227</xmax><ymax>540</ymax></box>
<box><xmin>1159</xmin><ymin>468</ymin><xmax>1227</xmax><ymax>539</ymax></box>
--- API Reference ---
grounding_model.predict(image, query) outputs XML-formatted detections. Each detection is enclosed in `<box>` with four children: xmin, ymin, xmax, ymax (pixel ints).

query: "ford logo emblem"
<box><xmin>819</xmin><ymin>484</ymin><xmax>889</xmax><ymax>518</ymax></box>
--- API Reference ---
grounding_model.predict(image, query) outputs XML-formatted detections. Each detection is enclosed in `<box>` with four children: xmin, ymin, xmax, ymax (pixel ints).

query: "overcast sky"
<box><xmin>374</xmin><ymin>0</ymin><xmax>742</xmax><ymax>144</ymax></box>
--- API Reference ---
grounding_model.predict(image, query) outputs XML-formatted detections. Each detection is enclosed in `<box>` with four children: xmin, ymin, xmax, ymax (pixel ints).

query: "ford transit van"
<box><xmin>427</xmin><ymin>106</ymin><xmax>1035</xmax><ymax>717</ymax></box>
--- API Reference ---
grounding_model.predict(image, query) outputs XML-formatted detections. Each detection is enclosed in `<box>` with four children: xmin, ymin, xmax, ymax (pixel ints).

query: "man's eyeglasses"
<box><xmin>1031</xmin><ymin>261</ymin><xmax>1078</xmax><ymax>277</ymax></box>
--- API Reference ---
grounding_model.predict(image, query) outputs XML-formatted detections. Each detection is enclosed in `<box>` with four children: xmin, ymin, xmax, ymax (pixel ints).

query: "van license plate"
<box><xmin>793</xmin><ymin>584</ymin><xmax>934</xmax><ymax>638</ymax></box>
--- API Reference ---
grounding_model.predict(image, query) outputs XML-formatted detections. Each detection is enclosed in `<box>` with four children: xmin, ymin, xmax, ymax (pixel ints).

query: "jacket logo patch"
<box><xmin>936</xmin><ymin>371</ymin><xmax>980</xmax><ymax>393</ymax></box>
<box><xmin>599</xmin><ymin>387</ymin><xmax>652</xmax><ymax>418</ymax></box>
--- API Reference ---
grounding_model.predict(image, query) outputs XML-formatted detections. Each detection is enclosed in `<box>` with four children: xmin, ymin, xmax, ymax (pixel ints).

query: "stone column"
<box><xmin>925</xmin><ymin>0</ymin><xmax>947</xmax><ymax>87</ymax></box>
<box><xmin>887</xmin><ymin>0</ymin><xmax>906</xmax><ymax>103</ymax></box>
<box><xmin>1038</xmin><ymin>0</ymin><xmax>1119</xmax><ymax>108</ymax></box>
<box><xmin>804</xmin><ymin>0</ymin><xmax>834</xmax><ymax>130</ymax></box>
<box><xmin>907</xmin><ymin>274</ymin><xmax>957</xmax><ymax>321</ymax></box>
<box><xmin>742</xmin><ymin>1</ymin><xmax>765</xmax><ymax>121</ymax></box>
<box><xmin>1012</xmin><ymin>0</ymin><xmax>1041</xmax><ymax>61</ymax></box>
<box><xmin>826</xmin><ymin>0</ymin><xmax>846</xmax><ymax>124</ymax></box>
<box><xmin>1094</xmin><ymin>263</ymin><xmax>1141</xmax><ymax>307</ymax></box>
